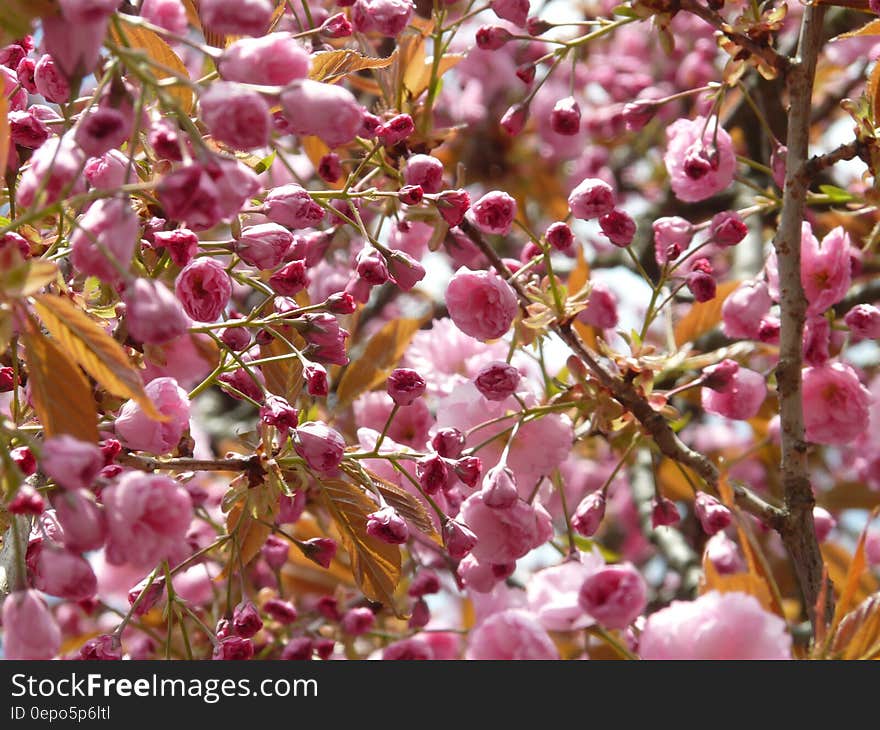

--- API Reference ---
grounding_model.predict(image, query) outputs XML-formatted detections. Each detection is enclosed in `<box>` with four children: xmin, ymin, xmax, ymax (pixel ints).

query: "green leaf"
<box><xmin>818</xmin><ymin>184</ymin><xmax>855</xmax><ymax>203</ymax></box>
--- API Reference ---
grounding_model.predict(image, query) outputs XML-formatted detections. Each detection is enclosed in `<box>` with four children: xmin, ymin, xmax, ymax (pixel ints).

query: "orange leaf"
<box><xmin>700</xmin><ymin>559</ymin><xmax>776</xmax><ymax>614</ymax></box>
<box><xmin>830</xmin><ymin>506</ymin><xmax>880</xmax><ymax>632</ymax></box>
<box><xmin>259</xmin><ymin>328</ymin><xmax>304</xmax><ymax>403</ymax></box>
<box><xmin>23</xmin><ymin>329</ymin><xmax>99</xmax><ymax>442</ymax></box>
<box><xmin>831</xmin><ymin>592</ymin><xmax>880</xmax><ymax>659</ymax></box>
<box><xmin>674</xmin><ymin>279</ymin><xmax>741</xmax><ymax>347</ymax></box>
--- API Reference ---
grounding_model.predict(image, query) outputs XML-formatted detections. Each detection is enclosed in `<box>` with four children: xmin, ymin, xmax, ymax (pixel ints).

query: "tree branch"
<box><xmin>771</xmin><ymin>2</ymin><xmax>832</xmax><ymax>628</ymax></box>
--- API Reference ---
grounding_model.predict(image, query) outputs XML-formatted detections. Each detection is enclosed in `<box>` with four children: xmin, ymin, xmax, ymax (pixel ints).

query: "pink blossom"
<box><xmin>54</xmin><ymin>490</ymin><xmax>107</xmax><ymax>552</ymax></box>
<box><xmin>199</xmin><ymin>82</ymin><xmax>270</xmax><ymax>151</ymax></box>
<box><xmin>640</xmin><ymin>591</ymin><xmax>791</xmax><ymax>660</ymax></box>
<box><xmin>459</xmin><ymin>491</ymin><xmax>550</xmax><ymax>564</ymax></box>
<box><xmin>386</xmin><ymin>368</ymin><xmax>427</xmax><ymax>406</ymax></box>
<box><xmin>40</xmin><ymin>435</ymin><xmax>103</xmax><ymax>491</ymax></box>
<box><xmin>568</xmin><ymin>178</ymin><xmax>615</xmax><ymax>220</ymax></box>
<box><xmin>701</xmin><ymin>365</ymin><xmax>766</xmax><ymax>420</ymax></box>
<box><xmin>17</xmin><ymin>135</ymin><xmax>86</xmax><ymax>208</ymax></box>
<box><xmin>141</xmin><ymin>0</ymin><xmax>189</xmax><ymax>35</ymax></box>
<box><xmin>31</xmin><ymin>546</ymin><xmax>98</xmax><ymax>600</ymax></box>
<box><xmin>103</xmin><ymin>472</ymin><xmax>194</xmax><ymax>568</ymax></box>
<box><xmin>577</xmin><ymin>281</ymin><xmax>619</xmax><ymax>329</ymax></box>
<box><xmin>175</xmin><ymin>258</ymin><xmax>231</xmax><ymax>322</ymax></box>
<box><xmin>721</xmin><ymin>280</ymin><xmax>773</xmax><ymax>340</ymax></box>
<box><xmin>470</xmin><ymin>191</ymin><xmax>517</xmax><ymax>235</ymax></box>
<box><xmin>351</xmin><ymin>0</ymin><xmax>414</xmax><ymax>36</ymax></box>
<box><xmin>236</xmin><ymin>223</ymin><xmax>294</xmax><ymax>269</ymax></box>
<box><xmin>845</xmin><ymin>304</ymin><xmax>880</xmax><ymax>340</ymax></box>
<box><xmin>294</xmin><ymin>422</ymin><xmax>346</xmax><ymax>473</ymax></box>
<box><xmin>200</xmin><ymin>0</ymin><xmax>272</xmax><ymax>36</ymax></box>
<box><xmin>490</xmin><ymin>0</ymin><xmax>530</xmax><ymax>27</ymax></box>
<box><xmin>1</xmin><ymin>590</ymin><xmax>61</xmax><ymax>660</ymax></box>
<box><xmin>115</xmin><ymin>377</ymin><xmax>191</xmax><ymax>454</ymax></box>
<box><xmin>219</xmin><ymin>33</ymin><xmax>309</xmax><ymax>86</ymax></box>
<box><xmin>264</xmin><ymin>185</ymin><xmax>325</xmax><ymax>230</ymax></box>
<box><xmin>802</xmin><ymin>225</ymin><xmax>852</xmax><ymax>317</ymax></box>
<box><xmin>578</xmin><ymin>563</ymin><xmax>647</xmax><ymax>629</ymax></box>
<box><xmin>445</xmin><ymin>267</ymin><xmax>518</xmax><ymax>342</ymax></box>
<box><xmin>466</xmin><ymin>609</ymin><xmax>559</xmax><ymax>660</ymax></box>
<box><xmin>704</xmin><ymin>532</ymin><xmax>745</xmax><ymax>574</ymax></box>
<box><xmin>802</xmin><ymin>362</ymin><xmax>871</xmax><ymax>445</ymax></box>
<box><xmin>280</xmin><ymin>80</ymin><xmax>364</xmax><ymax>148</ymax></box>
<box><xmin>404</xmin><ymin>154</ymin><xmax>444</xmax><ymax>193</ymax></box>
<box><xmin>664</xmin><ymin>116</ymin><xmax>736</xmax><ymax>202</ymax></box>
<box><xmin>526</xmin><ymin>552</ymin><xmax>605</xmax><ymax>631</ymax></box>
<box><xmin>70</xmin><ymin>197</ymin><xmax>138</xmax><ymax>283</ymax></box>
<box><xmin>474</xmin><ymin>361</ymin><xmax>520</xmax><ymax>401</ymax></box>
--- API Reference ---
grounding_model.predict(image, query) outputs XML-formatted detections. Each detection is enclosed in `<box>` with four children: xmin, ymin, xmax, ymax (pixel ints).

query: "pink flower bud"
<box><xmin>568</xmin><ymin>178</ymin><xmax>615</xmax><ymax>220</ymax></box>
<box><xmin>260</xmin><ymin>395</ymin><xmax>299</xmax><ymax>437</ymax></box>
<box><xmin>386</xmin><ymin>368</ymin><xmax>426</xmax><ymax>407</ymax></box>
<box><xmin>0</xmin><ymin>366</ymin><xmax>16</xmax><ymax>392</ymax></box>
<box><xmin>545</xmin><ymin>221</ymin><xmax>574</xmax><ymax>252</ymax></box>
<box><xmin>686</xmin><ymin>267</ymin><xmax>716</xmax><ymax>302</ymax></box>
<box><xmin>264</xmin><ymin>184</ymin><xmax>325</xmax><ymax>229</ymax></box>
<box><xmin>325</xmin><ymin>292</ymin><xmax>357</xmax><ymax>315</ymax></box>
<box><xmin>474</xmin><ymin>361</ymin><xmax>520</xmax><ymax>401</ymax></box>
<box><xmin>351</xmin><ymin>0</ymin><xmax>414</xmax><ymax>36</ymax></box>
<box><xmin>443</xmin><ymin>519</ymin><xmax>478</xmax><ymax>560</ymax></box>
<box><xmin>41</xmin><ymin>14</ymin><xmax>107</xmax><ymax>80</ymax></box>
<box><xmin>652</xmin><ymin>216</ymin><xmax>692</xmax><ymax>265</ymax></box>
<box><xmin>151</xmin><ymin>228</ymin><xmax>197</xmax><ymax>268</ymax></box>
<box><xmin>281</xmin><ymin>637</ymin><xmax>314</xmax><ymax>660</ymax></box>
<box><xmin>232</xmin><ymin>601</ymin><xmax>263</xmax><ymax>638</ymax></box>
<box><xmin>200</xmin><ymin>0</ymin><xmax>273</xmax><ymax>36</ymax></box>
<box><xmin>11</xmin><ymin>446</ymin><xmax>37</xmax><ymax>477</ymax></box>
<box><xmin>0</xmin><ymin>231</ymin><xmax>30</xmax><ymax>259</ymax></box>
<box><xmin>366</xmin><ymin>505</ymin><xmax>409</xmax><ymax>544</ymax></box>
<box><xmin>175</xmin><ymin>258</ymin><xmax>231</xmax><ymax>322</ymax></box>
<box><xmin>69</xmin><ymin>197</ymin><xmax>138</xmax><ymax>284</ymax></box>
<box><xmin>321</xmin><ymin>12</ymin><xmax>353</xmax><ymax>38</ymax></box>
<box><xmin>803</xmin><ymin>316</ymin><xmax>830</xmax><ymax>366</ymax></box>
<box><xmin>812</xmin><ymin>507</ymin><xmax>836</xmax><ymax>543</ymax></box>
<box><xmin>74</xmin><ymin>106</ymin><xmax>132</xmax><ymax>158</ymax></box>
<box><xmin>269</xmin><ymin>260</ymin><xmax>310</xmax><ymax>297</ymax></box>
<box><xmin>9</xmin><ymin>110</ymin><xmax>50</xmax><ymax>149</ymax></box>
<box><xmin>409</xmin><ymin>570</ymin><xmax>441</xmax><ymax>597</ymax></box>
<box><xmin>702</xmin><ymin>358</ymin><xmax>739</xmax><ymax>392</ymax></box>
<box><xmin>298</xmin><ymin>363</ymin><xmax>327</xmax><ymax>397</ymax></box>
<box><xmin>116</xmin><ymin>376</ymin><xmax>191</xmax><ymax>454</ymax></box>
<box><xmin>471</xmin><ymin>190</ymin><xmax>517</xmax><ymax>235</ymax></box>
<box><xmin>577</xmin><ymin>281</ymin><xmax>619</xmax><ymax>329</ymax></box>
<box><xmin>704</xmin><ymin>532</ymin><xmax>745</xmax><ymax>575</ymax></box>
<box><xmin>158</xmin><ymin>163</ymin><xmax>225</xmax><ymax>231</ymax></box>
<box><xmin>79</xmin><ymin>634</ymin><xmax>122</xmax><ymax>661</ymax></box>
<box><xmin>432</xmin><ymin>428</ymin><xmax>465</xmax><ymax>459</ymax></box>
<box><xmin>651</xmin><ymin>496</ymin><xmax>680</xmax><ymax>528</ymax></box>
<box><xmin>710</xmin><ymin>210</ymin><xmax>748</xmax><ymax>247</ymax></box>
<box><xmin>577</xmin><ymin>563</ymin><xmax>646</xmax><ymax>630</ymax></box>
<box><xmin>219</xmin><ymin>33</ymin><xmax>309</xmax><ymax>85</ymax></box>
<box><xmin>398</xmin><ymin>185</ymin><xmax>423</xmax><ymax>205</ymax></box>
<box><xmin>40</xmin><ymin>435</ymin><xmax>103</xmax><ymax>491</ymax></box>
<box><xmin>314</xmin><ymin>639</ymin><xmax>335</xmax><ymax>660</ymax></box>
<box><xmin>416</xmin><ymin>454</ymin><xmax>449</xmax><ymax>494</ymax></box>
<box><xmin>404</xmin><ymin>154</ymin><xmax>444</xmax><ymax>193</ymax></box>
<box><xmin>845</xmin><ymin>304</ymin><xmax>880</xmax><ymax>340</ymax></box>
<box><xmin>516</xmin><ymin>62</ymin><xmax>536</xmax><ymax>84</ymax></box>
<box><xmin>599</xmin><ymin>209</ymin><xmax>636</xmax><ymax>247</ymax></box>
<box><xmin>264</xmin><ymin>598</ymin><xmax>298</xmax><ymax>624</ymax></box>
<box><xmin>360</xmin><ymin>112</ymin><xmax>382</xmax><ymax>139</ymax></box>
<box><xmin>318</xmin><ymin>153</ymin><xmax>343</xmax><ymax>183</ymax></box>
<box><xmin>213</xmin><ymin>635</ymin><xmax>255</xmax><ymax>660</ymax></box>
<box><xmin>8</xmin><ymin>485</ymin><xmax>43</xmax><ymax>516</ymax></box>
<box><xmin>476</xmin><ymin>25</ymin><xmax>513</xmax><ymax>50</ymax></box>
<box><xmin>491</xmin><ymin>0</ymin><xmax>529</xmax><ymax>26</ymax></box>
<box><xmin>694</xmin><ymin>492</ymin><xmax>732</xmax><ymax>535</ymax></box>
<box><xmin>221</xmin><ymin>324</ymin><xmax>251</xmax><ymax>351</ymax></box>
<box><xmin>665</xmin><ymin>116</ymin><xmax>736</xmax><ymax>203</ymax></box>
<box><xmin>34</xmin><ymin>54</ymin><xmax>70</xmax><ymax>103</ymax></box>
<box><xmin>280</xmin><ymin>79</ymin><xmax>364</xmax><ymax>148</ymax></box>
<box><xmin>500</xmin><ymin>103</ymin><xmax>529</xmax><ymax>136</ymax></box>
<box><xmin>482</xmin><ymin>465</ymin><xmax>519</xmax><ymax>509</ymax></box>
<box><xmin>721</xmin><ymin>280</ymin><xmax>772</xmax><ymax>340</ymax></box>
<box><xmin>236</xmin><ymin>223</ymin><xmax>294</xmax><ymax>269</ymax></box>
<box><xmin>149</xmin><ymin>118</ymin><xmax>184</xmax><ymax>161</ymax></box>
<box><xmin>622</xmin><ymin>99</ymin><xmax>658</xmax><ymax>132</ymax></box>
<box><xmin>377</xmin><ymin>113</ymin><xmax>415</xmax><ymax>146</ymax></box>
<box><xmin>103</xmin><ymin>472</ymin><xmax>193</xmax><ymax>568</ymax></box>
<box><xmin>1</xmin><ymin>590</ymin><xmax>61</xmax><ymax>660</ymax></box>
<box><xmin>279</xmin><ymin>491</ymin><xmax>307</xmax><ymax>524</ymax></box>
<box><xmin>454</xmin><ymin>456</ymin><xmax>482</xmax><ymax>488</ymax></box>
<box><xmin>551</xmin><ymin>96</ymin><xmax>581</xmax><ymax>136</ymax></box>
<box><xmin>262</xmin><ymin>534</ymin><xmax>290</xmax><ymax>570</ymax></box>
<box><xmin>341</xmin><ymin>607</ymin><xmax>375</xmax><ymax>635</ymax></box>
<box><xmin>294</xmin><ymin>422</ymin><xmax>345</xmax><ymax>473</ymax></box>
<box><xmin>572</xmin><ymin>492</ymin><xmax>605</xmax><ymax>537</ymax></box>
<box><xmin>141</xmin><ymin>0</ymin><xmax>189</xmax><ymax>34</ymax></box>
<box><xmin>435</xmin><ymin>189</ymin><xmax>471</xmax><ymax>227</ymax></box>
<box><xmin>446</xmin><ymin>267</ymin><xmax>518</xmax><ymax>341</ymax></box>
<box><xmin>54</xmin><ymin>490</ymin><xmax>107</xmax><ymax>552</ymax></box>
<box><xmin>303</xmin><ymin>537</ymin><xmax>337</xmax><ymax>568</ymax></box>
<box><xmin>84</xmin><ymin>149</ymin><xmax>130</xmax><ymax>189</ymax></box>
<box><xmin>31</xmin><ymin>545</ymin><xmax>98</xmax><ymax>600</ymax></box>
<box><xmin>409</xmin><ymin>598</ymin><xmax>431</xmax><ymax>628</ymax></box>
<box><xmin>701</xmin><ymin>364</ymin><xmax>766</xmax><ymax>420</ymax></box>
<box><xmin>17</xmin><ymin>135</ymin><xmax>86</xmax><ymax>208</ymax></box>
<box><xmin>199</xmin><ymin>82</ymin><xmax>270</xmax><ymax>151</ymax></box>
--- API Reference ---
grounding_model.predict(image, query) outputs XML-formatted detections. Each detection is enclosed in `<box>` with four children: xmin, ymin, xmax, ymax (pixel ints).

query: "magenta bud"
<box><xmin>481</xmin><ymin>465</ymin><xmax>519</xmax><ymax>509</ymax></box>
<box><xmin>651</xmin><ymin>496</ymin><xmax>680</xmax><ymax>528</ymax></box>
<box><xmin>694</xmin><ymin>492</ymin><xmax>732</xmax><ymax>535</ymax></box>
<box><xmin>431</xmin><ymin>428</ymin><xmax>465</xmax><ymax>459</ymax></box>
<box><xmin>443</xmin><ymin>519</ymin><xmax>478</xmax><ymax>560</ymax></box>
<box><xmin>233</xmin><ymin>601</ymin><xmax>264</xmax><ymax>639</ymax></box>
<box><xmin>366</xmin><ymin>505</ymin><xmax>410</xmax><ymax>545</ymax></box>
<box><xmin>386</xmin><ymin>367</ymin><xmax>427</xmax><ymax>406</ymax></box>
<box><xmin>572</xmin><ymin>492</ymin><xmax>606</xmax><ymax>537</ymax></box>
<box><xmin>416</xmin><ymin>454</ymin><xmax>449</xmax><ymax>495</ymax></box>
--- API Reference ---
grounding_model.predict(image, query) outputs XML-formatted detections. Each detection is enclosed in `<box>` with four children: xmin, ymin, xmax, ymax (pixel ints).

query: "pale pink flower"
<box><xmin>459</xmin><ymin>491</ymin><xmax>552</xmax><ymax>564</ymax></box>
<box><xmin>802</xmin><ymin>225</ymin><xmax>852</xmax><ymax>317</ymax></box>
<box><xmin>802</xmin><ymin>362</ymin><xmax>871</xmax><ymax>445</ymax></box>
<box><xmin>701</xmin><ymin>365</ymin><xmax>766</xmax><ymax>420</ymax></box>
<box><xmin>219</xmin><ymin>33</ymin><xmax>309</xmax><ymax>86</ymax></box>
<box><xmin>466</xmin><ymin>609</ymin><xmax>559</xmax><ymax>660</ymax></box>
<box><xmin>115</xmin><ymin>377</ymin><xmax>191</xmax><ymax>454</ymax></box>
<box><xmin>445</xmin><ymin>267</ymin><xmax>518</xmax><ymax>342</ymax></box>
<box><xmin>664</xmin><ymin>116</ymin><xmax>736</xmax><ymax>202</ymax></box>
<box><xmin>578</xmin><ymin>563</ymin><xmax>647</xmax><ymax>630</ymax></box>
<box><xmin>526</xmin><ymin>551</ymin><xmax>605</xmax><ymax>631</ymax></box>
<box><xmin>640</xmin><ymin>591</ymin><xmax>791</xmax><ymax>660</ymax></box>
<box><xmin>1</xmin><ymin>590</ymin><xmax>61</xmax><ymax>660</ymax></box>
<box><xmin>721</xmin><ymin>280</ymin><xmax>773</xmax><ymax>340</ymax></box>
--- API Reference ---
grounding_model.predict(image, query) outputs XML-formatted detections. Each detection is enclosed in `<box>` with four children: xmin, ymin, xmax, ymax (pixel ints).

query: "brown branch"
<box><xmin>804</xmin><ymin>138</ymin><xmax>864</xmax><ymax>178</ymax></box>
<box><xmin>118</xmin><ymin>452</ymin><xmax>264</xmax><ymax>474</ymax></box>
<box><xmin>771</xmin><ymin>2</ymin><xmax>832</xmax><ymax>628</ymax></box>
<box><xmin>678</xmin><ymin>0</ymin><xmax>791</xmax><ymax>79</ymax></box>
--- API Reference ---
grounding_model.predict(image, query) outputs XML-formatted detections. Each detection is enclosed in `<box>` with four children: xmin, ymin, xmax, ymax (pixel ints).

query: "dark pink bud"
<box><xmin>622</xmin><ymin>100</ymin><xmax>658</xmax><ymax>132</ymax></box>
<box><xmin>8</xmin><ymin>485</ymin><xmax>44</xmax><ymax>515</ymax></box>
<box><xmin>500</xmin><ymin>103</ymin><xmax>528</xmax><ymax>136</ymax></box>
<box><xmin>15</xmin><ymin>57</ymin><xmax>37</xmax><ymax>94</ymax></box>
<box><xmin>0</xmin><ymin>232</ymin><xmax>30</xmax><ymax>259</ymax></box>
<box><xmin>399</xmin><ymin>185</ymin><xmax>424</xmax><ymax>205</ymax></box>
<box><xmin>476</xmin><ymin>25</ymin><xmax>513</xmax><ymax>51</ymax></box>
<box><xmin>8</xmin><ymin>110</ymin><xmax>50</xmax><ymax>149</ymax></box>
<box><xmin>813</xmin><ymin>507</ymin><xmax>835</xmax><ymax>543</ymax></box>
<box><xmin>431</xmin><ymin>428</ymin><xmax>465</xmax><ymax>459</ymax></box>
<box><xmin>316</xmin><ymin>596</ymin><xmax>340</xmax><ymax>621</ymax></box>
<box><xmin>710</xmin><ymin>211</ymin><xmax>748</xmax><ymax>247</ymax></box>
<box><xmin>568</xmin><ymin>178</ymin><xmax>615</xmax><ymax>220</ymax></box>
<box><xmin>687</xmin><ymin>269</ymin><xmax>716</xmax><ymax>302</ymax></box>
<box><xmin>320</xmin><ymin>12</ymin><xmax>353</xmax><ymax>38</ymax></box>
<box><xmin>416</xmin><ymin>454</ymin><xmax>449</xmax><ymax>495</ymax></box>
<box><xmin>314</xmin><ymin>639</ymin><xmax>334</xmax><ymax>660</ymax></box>
<box><xmin>454</xmin><ymin>456</ymin><xmax>482</xmax><ymax>488</ymax></box>
<box><xmin>377</xmin><ymin>114</ymin><xmax>415</xmax><ymax>147</ymax></box>
<box><xmin>845</xmin><ymin>304</ymin><xmax>880</xmax><ymax>340</ymax></box>
<box><xmin>360</xmin><ymin>112</ymin><xmax>382</xmax><ymax>139</ymax></box>
<box><xmin>408</xmin><ymin>598</ymin><xmax>430</xmax><ymax>629</ymax></box>
<box><xmin>366</xmin><ymin>506</ymin><xmax>409</xmax><ymax>544</ymax></box>
<box><xmin>474</xmin><ymin>361</ymin><xmax>520</xmax><ymax>401</ymax></box>
<box><xmin>545</xmin><ymin>221</ymin><xmax>574</xmax><ymax>252</ymax></box>
<box><xmin>262</xmin><ymin>534</ymin><xmax>290</xmax><ymax>570</ymax></box>
<box><xmin>269</xmin><ymin>260</ymin><xmax>310</xmax><ymax>296</ymax></box>
<box><xmin>651</xmin><ymin>496</ymin><xmax>680</xmax><ymax>528</ymax></box>
<box><xmin>153</xmin><ymin>228</ymin><xmax>199</xmax><ymax>267</ymax></box>
<box><xmin>303</xmin><ymin>363</ymin><xmax>329</xmax><ymax>397</ymax></box>
<box><xmin>356</xmin><ymin>245</ymin><xmax>390</xmax><ymax>285</ymax></box>
<box><xmin>550</xmin><ymin>96</ymin><xmax>581</xmax><ymax>136</ymax></box>
<box><xmin>443</xmin><ymin>519</ymin><xmax>478</xmax><ymax>560</ymax></box>
<box><xmin>386</xmin><ymin>368</ymin><xmax>426</xmax><ymax>406</ymax></box>
<box><xmin>10</xmin><ymin>446</ymin><xmax>36</xmax><ymax>476</ymax></box>
<box><xmin>341</xmin><ymin>607</ymin><xmax>375</xmax><ymax>636</ymax></box>
<box><xmin>435</xmin><ymin>189</ymin><xmax>471</xmax><ymax>227</ymax></box>
<box><xmin>516</xmin><ymin>63</ymin><xmax>536</xmax><ymax>84</ymax></box>
<box><xmin>281</xmin><ymin>637</ymin><xmax>313</xmax><ymax>660</ymax></box>
<box><xmin>387</xmin><ymin>250</ymin><xmax>426</xmax><ymax>291</ymax></box>
<box><xmin>482</xmin><ymin>465</ymin><xmax>519</xmax><ymax>509</ymax></box>
<box><xmin>526</xmin><ymin>16</ymin><xmax>553</xmax><ymax>35</ymax></box>
<box><xmin>128</xmin><ymin>578</ymin><xmax>165</xmax><ymax>616</ymax></box>
<box><xmin>278</xmin><ymin>491</ymin><xmax>306</xmax><ymax>523</ymax></box>
<box><xmin>599</xmin><ymin>209</ymin><xmax>636</xmax><ymax>247</ymax></box>
<box><xmin>264</xmin><ymin>598</ymin><xmax>298</xmax><ymax>624</ymax></box>
<box><xmin>221</xmin><ymin>324</ymin><xmax>251</xmax><ymax>351</ymax></box>
<box><xmin>74</xmin><ymin>106</ymin><xmax>131</xmax><ymax>157</ymax></box>
<box><xmin>325</xmin><ymin>292</ymin><xmax>357</xmax><ymax>315</ymax></box>
<box><xmin>577</xmin><ymin>563</ymin><xmax>647</xmax><ymax>630</ymax></box>
<box><xmin>471</xmin><ymin>190</ymin><xmax>517</xmax><ymax>235</ymax></box>
<box><xmin>260</xmin><ymin>395</ymin><xmax>299</xmax><ymax>436</ymax></box>
<box><xmin>79</xmin><ymin>634</ymin><xmax>122</xmax><ymax>661</ymax></box>
<box><xmin>236</xmin><ymin>223</ymin><xmax>294</xmax><ymax>270</ymax></box>
<box><xmin>302</xmin><ymin>537</ymin><xmax>337</xmax><ymax>568</ymax></box>
<box><xmin>572</xmin><ymin>492</ymin><xmax>605</xmax><ymax>537</ymax></box>
<box><xmin>294</xmin><ymin>422</ymin><xmax>345</xmax><ymax>472</ymax></box>
<box><xmin>758</xmin><ymin>317</ymin><xmax>781</xmax><ymax>344</ymax></box>
<box><xmin>318</xmin><ymin>153</ymin><xmax>343</xmax><ymax>183</ymax></box>
<box><xmin>213</xmin><ymin>636</ymin><xmax>255</xmax><ymax>661</ymax></box>
<box><xmin>694</xmin><ymin>492</ymin><xmax>732</xmax><ymax>535</ymax></box>
<box><xmin>219</xmin><ymin>368</ymin><xmax>264</xmax><ymax>403</ymax></box>
<box><xmin>702</xmin><ymin>358</ymin><xmax>739</xmax><ymax>392</ymax></box>
<box><xmin>175</xmin><ymin>258</ymin><xmax>232</xmax><ymax>322</ymax></box>
<box><xmin>404</xmin><ymin>154</ymin><xmax>443</xmax><ymax>193</ymax></box>
<box><xmin>408</xmin><ymin>570</ymin><xmax>441</xmax><ymax>597</ymax></box>
<box><xmin>233</xmin><ymin>601</ymin><xmax>264</xmax><ymax>639</ymax></box>
<box><xmin>265</xmin><ymin>184</ymin><xmax>324</xmax><ymax>230</ymax></box>
<box><xmin>0</xmin><ymin>366</ymin><xmax>16</xmax><ymax>392</ymax></box>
